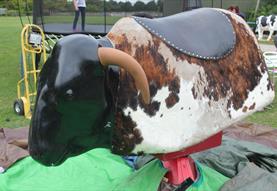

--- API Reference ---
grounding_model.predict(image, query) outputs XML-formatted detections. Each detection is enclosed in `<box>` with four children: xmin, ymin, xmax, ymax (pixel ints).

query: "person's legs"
<box><xmin>73</xmin><ymin>9</ymin><xmax>80</xmax><ymax>31</ymax></box>
<box><xmin>80</xmin><ymin>7</ymin><xmax>86</xmax><ymax>31</ymax></box>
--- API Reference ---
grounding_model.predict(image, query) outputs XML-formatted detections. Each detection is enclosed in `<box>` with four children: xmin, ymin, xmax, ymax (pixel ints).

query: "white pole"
<box><xmin>254</xmin><ymin>0</ymin><xmax>260</xmax><ymax>18</ymax></box>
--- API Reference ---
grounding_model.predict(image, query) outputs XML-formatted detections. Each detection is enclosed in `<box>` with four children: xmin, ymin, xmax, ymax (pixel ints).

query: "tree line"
<box><xmin>248</xmin><ymin>0</ymin><xmax>277</xmax><ymax>21</ymax></box>
<box><xmin>0</xmin><ymin>0</ymin><xmax>163</xmax><ymax>13</ymax></box>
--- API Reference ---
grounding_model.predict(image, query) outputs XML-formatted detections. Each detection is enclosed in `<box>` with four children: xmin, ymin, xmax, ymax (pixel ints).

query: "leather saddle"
<box><xmin>134</xmin><ymin>8</ymin><xmax>236</xmax><ymax>60</ymax></box>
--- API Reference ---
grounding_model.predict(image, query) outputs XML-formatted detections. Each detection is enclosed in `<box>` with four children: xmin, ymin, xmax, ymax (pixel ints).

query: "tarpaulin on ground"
<box><xmin>191</xmin><ymin>123</ymin><xmax>277</xmax><ymax>190</ymax></box>
<box><xmin>0</xmin><ymin>127</ymin><xmax>29</xmax><ymax>171</ymax></box>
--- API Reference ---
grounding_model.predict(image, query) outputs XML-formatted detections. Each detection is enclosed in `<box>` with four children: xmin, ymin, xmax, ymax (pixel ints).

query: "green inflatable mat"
<box><xmin>0</xmin><ymin>149</ymin><xmax>166</xmax><ymax>191</ymax></box>
<box><xmin>0</xmin><ymin>148</ymin><xmax>228</xmax><ymax>191</ymax></box>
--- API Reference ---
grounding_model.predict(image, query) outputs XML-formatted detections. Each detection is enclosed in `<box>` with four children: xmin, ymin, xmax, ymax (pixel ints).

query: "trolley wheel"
<box><xmin>14</xmin><ymin>99</ymin><xmax>24</xmax><ymax>116</ymax></box>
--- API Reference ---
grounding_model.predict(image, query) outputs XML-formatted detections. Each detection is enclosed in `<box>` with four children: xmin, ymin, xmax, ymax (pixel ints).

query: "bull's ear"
<box><xmin>98</xmin><ymin>47</ymin><xmax>150</xmax><ymax>104</ymax></box>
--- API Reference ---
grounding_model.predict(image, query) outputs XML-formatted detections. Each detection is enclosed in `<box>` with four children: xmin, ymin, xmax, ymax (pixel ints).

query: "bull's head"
<box><xmin>29</xmin><ymin>34</ymin><xmax>150</xmax><ymax>166</ymax></box>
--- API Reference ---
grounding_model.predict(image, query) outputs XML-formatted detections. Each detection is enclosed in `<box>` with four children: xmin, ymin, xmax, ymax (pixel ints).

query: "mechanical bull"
<box><xmin>29</xmin><ymin>8</ymin><xmax>275</xmax><ymax>166</ymax></box>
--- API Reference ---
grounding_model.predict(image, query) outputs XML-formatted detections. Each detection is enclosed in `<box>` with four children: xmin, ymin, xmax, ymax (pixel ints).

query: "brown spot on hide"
<box><xmin>149</xmin><ymin>81</ymin><xmax>158</xmax><ymax>97</ymax></box>
<box><xmin>165</xmin><ymin>92</ymin><xmax>179</xmax><ymax>108</ymax></box>
<box><xmin>249</xmin><ymin>103</ymin><xmax>256</xmax><ymax>110</ymax></box>
<box><xmin>169</xmin><ymin>77</ymin><xmax>180</xmax><ymax>93</ymax></box>
<box><xmin>242</xmin><ymin>106</ymin><xmax>248</xmax><ymax>112</ymax></box>
<box><xmin>165</xmin><ymin>77</ymin><xmax>180</xmax><ymax>108</ymax></box>
<box><xmin>142</xmin><ymin>101</ymin><xmax>161</xmax><ymax>116</ymax></box>
<box><xmin>191</xmin><ymin>86</ymin><xmax>197</xmax><ymax>99</ymax></box>
<box><xmin>112</xmin><ymin>111</ymin><xmax>143</xmax><ymax>155</ymax></box>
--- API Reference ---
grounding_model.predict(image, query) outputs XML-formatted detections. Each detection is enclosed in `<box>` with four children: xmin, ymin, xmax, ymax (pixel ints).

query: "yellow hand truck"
<box><xmin>14</xmin><ymin>24</ymin><xmax>47</xmax><ymax>119</ymax></box>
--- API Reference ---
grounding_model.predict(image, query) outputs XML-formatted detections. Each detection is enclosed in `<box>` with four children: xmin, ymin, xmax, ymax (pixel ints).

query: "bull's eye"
<box><xmin>65</xmin><ymin>89</ymin><xmax>74</xmax><ymax>100</ymax></box>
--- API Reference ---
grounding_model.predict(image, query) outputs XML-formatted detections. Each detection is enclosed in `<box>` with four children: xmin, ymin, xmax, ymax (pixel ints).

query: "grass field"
<box><xmin>0</xmin><ymin>17</ymin><xmax>30</xmax><ymax>128</ymax></box>
<box><xmin>0</xmin><ymin>16</ymin><xmax>276</xmax><ymax>128</ymax></box>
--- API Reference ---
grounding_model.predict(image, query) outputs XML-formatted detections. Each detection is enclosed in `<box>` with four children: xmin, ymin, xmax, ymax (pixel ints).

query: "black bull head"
<box><xmin>29</xmin><ymin>35</ymin><xmax>150</xmax><ymax>166</ymax></box>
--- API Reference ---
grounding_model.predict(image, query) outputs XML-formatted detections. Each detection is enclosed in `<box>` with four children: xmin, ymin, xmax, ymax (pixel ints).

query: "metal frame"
<box><xmin>16</xmin><ymin>24</ymin><xmax>47</xmax><ymax>119</ymax></box>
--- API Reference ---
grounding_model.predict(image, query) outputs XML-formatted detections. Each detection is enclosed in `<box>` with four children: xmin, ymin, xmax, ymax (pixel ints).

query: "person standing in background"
<box><xmin>73</xmin><ymin>0</ymin><xmax>86</xmax><ymax>32</ymax></box>
<box><xmin>227</xmin><ymin>5</ymin><xmax>245</xmax><ymax>20</ymax></box>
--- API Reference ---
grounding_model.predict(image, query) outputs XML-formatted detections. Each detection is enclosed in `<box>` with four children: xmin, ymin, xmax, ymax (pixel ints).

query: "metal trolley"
<box><xmin>14</xmin><ymin>24</ymin><xmax>47</xmax><ymax>119</ymax></box>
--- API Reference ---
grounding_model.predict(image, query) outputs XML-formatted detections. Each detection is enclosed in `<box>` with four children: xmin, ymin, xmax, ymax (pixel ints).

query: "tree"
<box><xmin>106</xmin><ymin>0</ymin><xmax>120</xmax><ymax>11</ymax></box>
<box><xmin>4</xmin><ymin>0</ymin><xmax>32</xmax><ymax>10</ymax></box>
<box><xmin>254</xmin><ymin>0</ymin><xmax>260</xmax><ymax>18</ymax></box>
<box><xmin>146</xmin><ymin>1</ymin><xmax>156</xmax><ymax>11</ymax></box>
<box><xmin>86</xmin><ymin>0</ymin><xmax>103</xmax><ymax>12</ymax></box>
<box><xmin>124</xmin><ymin>1</ymin><xmax>133</xmax><ymax>12</ymax></box>
<box><xmin>156</xmin><ymin>0</ymin><xmax>163</xmax><ymax>13</ymax></box>
<box><xmin>118</xmin><ymin>1</ymin><xmax>133</xmax><ymax>12</ymax></box>
<box><xmin>133</xmin><ymin>1</ymin><xmax>146</xmax><ymax>11</ymax></box>
<box><xmin>248</xmin><ymin>0</ymin><xmax>277</xmax><ymax>21</ymax></box>
<box><xmin>0</xmin><ymin>0</ymin><xmax>6</xmax><ymax>8</ymax></box>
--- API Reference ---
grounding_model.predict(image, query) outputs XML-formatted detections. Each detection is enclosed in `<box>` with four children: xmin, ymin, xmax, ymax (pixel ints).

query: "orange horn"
<box><xmin>98</xmin><ymin>47</ymin><xmax>150</xmax><ymax>104</ymax></box>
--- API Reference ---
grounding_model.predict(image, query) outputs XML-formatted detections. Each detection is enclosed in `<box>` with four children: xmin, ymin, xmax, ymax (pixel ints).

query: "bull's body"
<box><xmin>108</xmin><ymin>9</ymin><xmax>274</xmax><ymax>154</ymax></box>
<box><xmin>29</xmin><ymin>8</ymin><xmax>274</xmax><ymax>166</ymax></box>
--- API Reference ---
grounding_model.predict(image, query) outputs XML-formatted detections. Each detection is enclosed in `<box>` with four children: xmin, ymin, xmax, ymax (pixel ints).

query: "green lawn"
<box><xmin>0</xmin><ymin>17</ymin><xmax>30</xmax><ymax>128</ymax></box>
<box><xmin>0</xmin><ymin>16</ymin><xmax>276</xmax><ymax>128</ymax></box>
<box><xmin>258</xmin><ymin>40</ymin><xmax>275</xmax><ymax>45</ymax></box>
<box><xmin>246</xmin><ymin>90</ymin><xmax>277</xmax><ymax>127</ymax></box>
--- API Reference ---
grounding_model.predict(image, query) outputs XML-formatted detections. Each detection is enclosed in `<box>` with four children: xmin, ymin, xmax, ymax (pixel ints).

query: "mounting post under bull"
<box><xmin>156</xmin><ymin>131</ymin><xmax>222</xmax><ymax>185</ymax></box>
